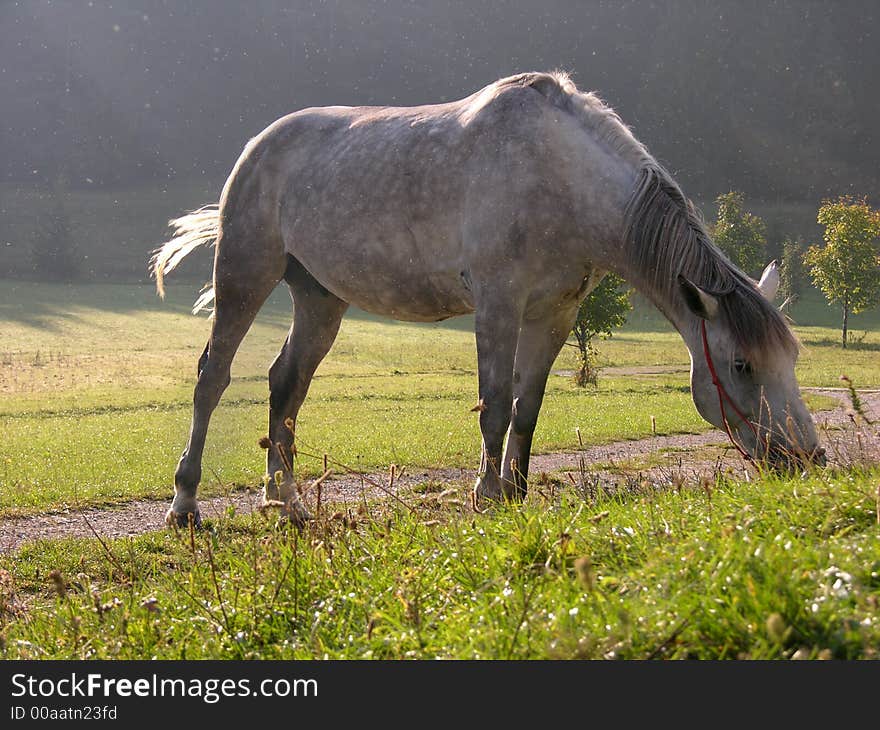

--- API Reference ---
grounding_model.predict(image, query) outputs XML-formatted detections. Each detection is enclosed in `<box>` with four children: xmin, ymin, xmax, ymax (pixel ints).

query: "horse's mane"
<box><xmin>500</xmin><ymin>70</ymin><xmax>798</xmax><ymax>367</ymax></box>
<box><xmin>623</xmin><ymin>165</ymin><xmax>798</xmax><ymax>366</ymax></box>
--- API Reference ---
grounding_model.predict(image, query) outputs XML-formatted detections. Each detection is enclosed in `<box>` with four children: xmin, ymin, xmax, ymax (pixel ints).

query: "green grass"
<box><xmin>1</xmin><ymin>280</ymin><xmax>878</xmax><ymax>661</ymax></box>
<box><xmin>1</xmin><ymin>281</ymin><xmax>877</xmax><ymax>515</ymax></box>
<box><xmin>0</xmin><ymin>376</ymin><xmax>707</xmax><ymax>515</ymax></box>
<box><xmin>2</xmin><ymin>467</ymin><xmax>878</xmax><ymax>659</ymax></box>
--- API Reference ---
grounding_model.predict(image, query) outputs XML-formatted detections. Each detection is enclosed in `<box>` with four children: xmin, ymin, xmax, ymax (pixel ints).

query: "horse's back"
<box><xmin>222</xmin><ymin>77</ymin><xmax>588</xmax><ymax>320</ymax></box>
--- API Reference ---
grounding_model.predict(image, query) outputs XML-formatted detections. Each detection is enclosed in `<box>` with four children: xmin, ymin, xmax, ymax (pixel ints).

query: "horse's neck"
<box><xmin>611</xmin><ymin>255</ymin><xmax>700</xmax><ymax>355</ymax></box>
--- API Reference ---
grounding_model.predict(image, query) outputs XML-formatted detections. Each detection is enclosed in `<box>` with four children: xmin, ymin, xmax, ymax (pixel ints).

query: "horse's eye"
<box><xmin>734</xmin><ymin>358</ymin><xmax>751</xmax><ymax>374</ymax></box>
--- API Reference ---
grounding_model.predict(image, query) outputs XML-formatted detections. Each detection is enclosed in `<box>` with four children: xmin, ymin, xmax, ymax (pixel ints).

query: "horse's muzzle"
<box><xmin>766</xmin><ymin>444</ymin><xmax>826</xmax><ymax>471</ymax></box>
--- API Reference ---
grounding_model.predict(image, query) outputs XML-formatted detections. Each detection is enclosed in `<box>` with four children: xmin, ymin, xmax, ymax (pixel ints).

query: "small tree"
<box><xmin>571</xmin><ymin>273</ymin><xmax>631</xmax><ymax>387</ymax></box>
<box><xmin>779</xmin><ymin>236</ymin><xmax>808</xmax><ymax>301</ymax></box>
<box><xmin>712</xmin><ymin>191</ymin><xmax>767</xmax><ymax>276</ymax></box>
<box><xmin>805</xmin><ymin>196</ymin><xmax>880</xmax><ymax>348</ymax></box>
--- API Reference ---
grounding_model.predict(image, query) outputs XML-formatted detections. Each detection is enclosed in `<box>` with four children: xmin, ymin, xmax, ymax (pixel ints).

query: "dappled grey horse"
<box><xmin>152</xmin><ymin>71</ymin><xmax>824</xmax><ymax>528</ymax></box>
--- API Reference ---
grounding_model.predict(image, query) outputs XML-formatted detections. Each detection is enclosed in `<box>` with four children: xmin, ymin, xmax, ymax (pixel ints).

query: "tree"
<box><xmin>779</xmin><ymin>236</ymin><xmax>808</xmax><ymax>301</ymax></box>
<box><xmin>570</xmin><ymin>273</ymin><xmax>631</xmax><ymax>387</ymax></box>
<box><xmin>711</xmin><ymin>191</ymin><xmax>767</xmax><ymax>275</ymax></box>
<box><xmin>805</xmin><ymin>196</ymin><xmax>880</xmax><ymax>348</ymax></box>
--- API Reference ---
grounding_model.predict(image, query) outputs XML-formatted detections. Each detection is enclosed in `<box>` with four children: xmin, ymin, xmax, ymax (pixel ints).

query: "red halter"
<box><xmin>700</xmin><ymin>319</ymin><xmax>760</xmax><ymax>461</ymax></box>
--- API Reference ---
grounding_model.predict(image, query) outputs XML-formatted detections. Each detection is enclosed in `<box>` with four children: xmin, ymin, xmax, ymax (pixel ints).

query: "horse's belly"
<box><xmin>291</xmin><ymin>243</ymin><xmax>474</xmax><ymax>322</ymax></box>
<box><xmin>345</xmin><ymin>269</ymin><xmax>475</xmax><ymax>322</ymax></box>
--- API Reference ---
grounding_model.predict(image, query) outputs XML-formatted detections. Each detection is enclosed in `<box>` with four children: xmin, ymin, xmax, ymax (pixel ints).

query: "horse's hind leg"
<box><xmin>167</xmin><ymin>241</ymin><xmax>285</xmax><ymax>528</ymax></box>
<box><xmin>500</xmin><ymin>304</ymin><xmax>580</xmax><ymax>498</ymax></box>
<box><xmin>264</xmin><ymin>257</ymin><xmax>348</xmax><ymax>523</ymax></box>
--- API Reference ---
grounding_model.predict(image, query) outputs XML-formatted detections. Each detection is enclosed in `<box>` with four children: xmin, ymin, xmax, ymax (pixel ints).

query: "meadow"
<box><xmin>1</xmin><ymin>279</ymin><xmax>878</xmax><ymax>659</ymax></box>
<box><xmin>4</xmin><ymin>469</ymin><xmax>880</xmax><ymax>660</ymax></box>
<box><xmin>1</xmin><ymin>281</ymin><xmax>876</xmax><ymax>516</ymax></box>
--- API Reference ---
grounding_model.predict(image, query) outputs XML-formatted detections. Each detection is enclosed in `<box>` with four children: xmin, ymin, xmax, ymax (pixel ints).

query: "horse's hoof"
<box><xmin>165</xmin><ymin>507</ymin><xmax>202</xmax><ymax>529</ymax></box>
<box><xmin>259</xmin><ymin>497</ymin><xmax>312</xmax><ymax>530</ymax></box>
<box><xmin>473</xmin><ymin>477</ymin><xmax>505</xmax><ymax>511</ymax></box>
<box><xmin>473</xmin><ymin>487</ymin><xmax>504</xmax><ymax>504</ymax></box>
<box><xmin>281</xmin><ymin>498</ymin><xmax>312</xmax><ymax>530</ymax></box>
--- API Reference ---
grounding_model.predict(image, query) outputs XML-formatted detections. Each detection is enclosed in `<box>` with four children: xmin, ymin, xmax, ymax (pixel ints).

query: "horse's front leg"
<box><xmin>473</xmin><ymin>293</ymin><xmax>523</xmax><ymax>505</ymax></box>
<box><xmin>501</xmin><ymin>304</ymin><xmax>580</xmax><ymax>498</ymax></box>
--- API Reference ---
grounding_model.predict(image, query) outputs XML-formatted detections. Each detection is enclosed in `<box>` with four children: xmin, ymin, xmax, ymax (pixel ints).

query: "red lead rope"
<box><xmin>700</xmin><ymin>319</ymin><xmax>760</xmax><ymax>462</ymax></box>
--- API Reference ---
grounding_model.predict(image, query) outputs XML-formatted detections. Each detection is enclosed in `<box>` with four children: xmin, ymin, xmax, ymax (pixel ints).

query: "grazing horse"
<box><xmin>152</xmin><ymin>71</ymin><xmax>823</xmax><ymax>528</ymax></box>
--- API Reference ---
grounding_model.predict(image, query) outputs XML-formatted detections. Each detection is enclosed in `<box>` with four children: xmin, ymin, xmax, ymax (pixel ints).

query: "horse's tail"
<box><xmin>150</xmin><ymin>205</ymin><xmax>220</xmax><ymax>313</ymax></box>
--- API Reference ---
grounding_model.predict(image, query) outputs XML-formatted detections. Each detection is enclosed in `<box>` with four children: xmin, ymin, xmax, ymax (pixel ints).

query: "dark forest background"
<box><xmin>1</xmin><ymin>0</ymin><xmax>877</xmax><ymax>280</ymax></box>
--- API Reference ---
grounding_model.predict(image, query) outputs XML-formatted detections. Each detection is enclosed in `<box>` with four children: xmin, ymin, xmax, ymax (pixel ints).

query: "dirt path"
<box><xmin>2</xmin><ymin>388</ymin><xmax>877</xmax><ymax>554</ymax></box>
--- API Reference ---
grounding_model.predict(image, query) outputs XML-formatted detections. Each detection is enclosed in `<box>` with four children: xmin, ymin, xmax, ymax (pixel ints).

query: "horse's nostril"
<box><xmin>816</xmin><ymin>447</ymin><xmax>826</xmax><ymax>457</ymax></box>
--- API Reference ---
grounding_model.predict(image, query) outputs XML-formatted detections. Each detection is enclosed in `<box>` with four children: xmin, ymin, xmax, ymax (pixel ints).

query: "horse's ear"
<box><xmin>757</xmin><ymin>260</ymin><xmax>780</xmax><ymax>301</ymax></box>
<box><xmin>678</xmin><ymin>274</ymin><xmax>719</xmax><ymax>321</ymax></box>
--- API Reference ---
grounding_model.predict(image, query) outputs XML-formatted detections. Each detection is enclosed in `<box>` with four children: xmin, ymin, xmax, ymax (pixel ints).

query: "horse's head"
<box><xmin>679</xmin><ymin>262</ymin><xmax>825</xmax><ymax>468</ymax></box>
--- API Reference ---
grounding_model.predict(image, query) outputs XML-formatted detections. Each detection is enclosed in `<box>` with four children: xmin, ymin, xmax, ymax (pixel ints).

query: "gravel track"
<box><xmin>2</xmin><ymin>388</ymin><xmax>877</xmax><ymax>554</ymax></box>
